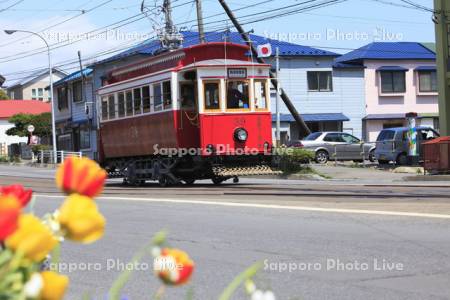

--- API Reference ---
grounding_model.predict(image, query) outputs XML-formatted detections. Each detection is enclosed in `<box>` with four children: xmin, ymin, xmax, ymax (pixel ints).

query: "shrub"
<box><xmin>275</xmin><ymin>147</ymin><xmax>315</xmax><ymax>174</ymax></box>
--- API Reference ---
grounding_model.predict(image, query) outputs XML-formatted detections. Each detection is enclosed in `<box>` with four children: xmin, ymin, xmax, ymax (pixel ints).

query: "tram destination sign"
<box><xmin>228</xmin><ymin>68</ymin><xmax>247</xmax><ymax>79</ymax></box>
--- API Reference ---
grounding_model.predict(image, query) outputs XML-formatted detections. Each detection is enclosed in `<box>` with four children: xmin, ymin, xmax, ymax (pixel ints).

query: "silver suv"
<box><xmin>374</xmin><ymin>127</ymin><xmax>440</xmax><ymax>165</ymax></box>
<box><xmin>294</xmin><ymin>132</ymin><xmax>376</xmax><ymax>164</ymax></box>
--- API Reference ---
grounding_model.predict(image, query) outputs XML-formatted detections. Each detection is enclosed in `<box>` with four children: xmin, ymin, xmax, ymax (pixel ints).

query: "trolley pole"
<box><xmin>275</xmin><ymin>47</ymin><xmax>281</xmax><ymax>146</ymax></box>
<box><xmin>434</xmin><ymin>0</ymin><xmax>450</xmax><ymax>135</ymax></box>
<box><xmin>218</xmin><ymin>0</ymin><xmax>311</xmax><ymax>137</ymax></box>
<box><xmin>196</xmin><ymin>0</ymin><xmax>206</xmax><ymax>43</ymax></box>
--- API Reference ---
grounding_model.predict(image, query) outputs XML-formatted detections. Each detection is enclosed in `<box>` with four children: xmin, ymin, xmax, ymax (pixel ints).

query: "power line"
<box><xmin>0</xmin><ymin>0</ymin><xmax>194</xmax><ymax>62</ymax></box>
<box><xmin>0</xmin><ymin>0</ymin><xmax>24</xmax><ymax>13</ymax></box>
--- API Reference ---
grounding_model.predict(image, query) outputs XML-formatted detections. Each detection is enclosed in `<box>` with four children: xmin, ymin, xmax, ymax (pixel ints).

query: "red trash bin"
<box><xmin>423</xmin><ymin>136</ymin><xmax>450</xmax><ymax>174</ymax></box>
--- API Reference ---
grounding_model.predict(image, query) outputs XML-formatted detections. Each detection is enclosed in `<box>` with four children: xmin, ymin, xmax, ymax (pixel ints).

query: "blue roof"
<box><xmin>335</xmin><ymin>42</ymin><xmax>436</xmax><ymax>64</ymax></box>
<box><xmin>415</xmin><ymin>65</ymin><xmax>436</xmax><ymax>71</ymax></box>
<box><xmin>54</xmin><ymin>68</ymin><xmax>93</xmax><ymax>87</ymax></box>
<box><xmin>376</xmin><ymin>66</ymin><xmax>408</xmax><ymax>71</ymax></box>
<box><xmin>332</xmin><ymin>62</ymin><xmax>365</xmax><ymax>69</ymax></box>
<box><xmin>273</xmin><ymin>113</ymin><xmax>349</xmax><ymax>122</ymax></box>
<box><xmin>96</xmin><ymin>31</ymin><xmax>338</xmax><ymax>65</ymax></box>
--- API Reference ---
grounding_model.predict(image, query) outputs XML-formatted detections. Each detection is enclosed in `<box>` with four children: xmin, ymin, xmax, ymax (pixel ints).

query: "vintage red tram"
<box><xmin>97</xmin><ymin>42</ymin><xmax>277</xmax><ymax>186</ymax></box>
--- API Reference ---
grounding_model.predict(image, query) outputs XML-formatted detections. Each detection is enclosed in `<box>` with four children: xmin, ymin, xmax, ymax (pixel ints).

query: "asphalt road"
<box><xmin>1</xmin><ymin>165</ymin><xmax>450</xmax><ymax>299</ymax></box>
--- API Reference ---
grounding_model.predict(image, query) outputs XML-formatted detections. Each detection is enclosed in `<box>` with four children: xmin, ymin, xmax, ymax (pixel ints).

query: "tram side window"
<box><xmin>153</xmin><ymin>84</ymin><xmax>162</xmax><ymax>111</ymax></box>
<box><xmin>101</xmin><ymin>97</ymin><xmax>108</xmax><ymax>120</ymax></box>
<box><xmin>108</xmin><ymin>95</ymin><xmax>115</xmax><ymax>120</ymax></box>
<box><xmin>117</xmin><ymin>92</ymin><xmax>125</xmax><ymax>118</ymax></box>
<box><xmin>204</xmin><ymin>82</ymin><xmax>220</xmax><ymax>110</ymax></box>
<box><xmin>126</xmin><ymin>90</ymin><xmax>133</xmax><ymax>116</ymax></box>
<box><xmin>227</xmin><ymin>81</ymin><xmax>249</xmax><ymax>109</ymax></box>
<box><xmin>134</xmin><ymin>88</ymin><xmax>142</xmax><ymax>115</ymax></box>
<box><xmin>162</xmin><ymin>81</ymin><xmax>172</xmax><ymax>110</ymax></box>
<box><xmin>142</xmin><ymin>86</ymin><xmax>151</xmax><ymax>113</ymax></box>
<box><xmin>254</xmin><ymin>80</ymin><xmax>268</xmax><ymax>110</ymax></box>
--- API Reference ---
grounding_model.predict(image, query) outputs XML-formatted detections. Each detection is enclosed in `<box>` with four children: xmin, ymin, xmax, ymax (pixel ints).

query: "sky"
<box><xmin>0</xmin><ymin>0</ymin><xmax>436</xmax><ymax>86</ymax></box>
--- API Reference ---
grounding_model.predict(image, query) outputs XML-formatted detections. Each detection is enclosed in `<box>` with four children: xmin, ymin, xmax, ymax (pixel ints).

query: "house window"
<box><xmin>254</xmin><ymin>80</ymin><xmax>268</xmax><ymax>110</ymax></box>
<box><xmin>226</xmin><ymin>80</ymin><xmax>249</xmax><ymax>109</ymax></box>
<box><xmin>37</xmin><ymin>88</ymin><xmax>44</xmax><ymax>101</ymax></box>
<box><xmin>73</xmin><ymin>81</ymin><xmax>83</xmax><ymax>102</ymax></box>
<box><xmin>162</xmin><ymin>81</ymin><xmax>172</xmax><ymax>110</ymax></box>
<box><xmin>117</xmin><ymin>92</ymin><xmax>125</xmax><ymax>118</ymax></box>
<box><xmin>101</xmin><ymin>97</ymin><xmax>108</xmax><ymax>120</ymax></box>
<box><xmin>108</xmin><ymin>95</ymin><xmax>115</xmax><ymax>120</ymax></box>
<box><xmin>418</xmin><ymin>70</ymin><xmax>437</xmax><ymax>93</ymax></box>
<box><xmin>204</xmin><ymin>81</ymin><xmax>220</xmax><ymax>110</ymax></box>
<box><xmin>133</xmin><ymin>88</ymin><xmax>142</xmax><ymax>115</ymax></box>
<box><xmin>142</xmin><ymin>86</ymin><xmax>151</xmax><ymax>113</ymax></box>
<box><xmin>380</xmin><ymin>71</ymin><xmax>406</xmax><ymax>93</ymax></box>
<box><xmin>125</xmin><ymin>90</ymin><xmax>133</xmax><ymax>116</ymax></box>
<box><xmin>57</xmin><ymin>134</ymin><xmax>72</xmax><ymax>151</ymax></box>
<box><xmin>32</xmin><ymin>89</ymin><xmax>37</xmax><ymax>100</ymax></box>
<box><xmin>57</xmin><ymin>86</ymin><xmax>68</xmax><ymax>110</ymax></box>
<box><xmin>79</xmin><ymin>124</ymin><xmax>90</xmax><ymax>149</ymax></box>
<box><xmin>307</xmin><ymin>71</ymin><xmax>333</xmax><ymax>92</ymax></box>
<box><xmin>153</xmin><ymin>83</ymin><xmax>162</xmax><ymax>111</ymax></box>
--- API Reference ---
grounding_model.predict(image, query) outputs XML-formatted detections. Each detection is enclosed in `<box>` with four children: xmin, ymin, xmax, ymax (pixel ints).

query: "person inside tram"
<box><xmin>227</xmin><ymin>81</ymin><xmax>249</xmax><ymax>109</ymax></box>
<box><xmin>181</xmin><ymin>84</ymin><xmax>196</xmax><ymax>109</ymax></box>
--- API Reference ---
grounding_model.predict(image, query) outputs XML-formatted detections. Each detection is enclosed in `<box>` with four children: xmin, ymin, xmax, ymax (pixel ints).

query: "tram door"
<box><xmin>179</xmin><ymin>83</ymin><xmax>200</xmax><ymax>148</ymax></box>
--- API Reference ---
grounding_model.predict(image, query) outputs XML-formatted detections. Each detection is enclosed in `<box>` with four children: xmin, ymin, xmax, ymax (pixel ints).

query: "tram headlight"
<box><xmin>234</xmin><ymin>128</ymin><xmax>248</xmax><ymax>142</ymax></box>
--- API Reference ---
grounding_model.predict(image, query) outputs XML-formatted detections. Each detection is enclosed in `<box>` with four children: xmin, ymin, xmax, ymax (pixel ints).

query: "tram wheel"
<box><xmin>158</xmin><ymin>175</ymin><xmax>170</xmax><ymax>187</ymax></box>
<box><xmin>184</xmin><ymin>179</ymin><xmax>196</xmax><ymax>185</ymax></box>
<box><xmin>212</xmin><ymin>177</ymin><xmax>224</xmax><ymax>185</ymax></box>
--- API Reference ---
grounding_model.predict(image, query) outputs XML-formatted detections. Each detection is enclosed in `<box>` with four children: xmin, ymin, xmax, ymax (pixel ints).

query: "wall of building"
<box><xmin>0</xmin><ymin>120</ymin><xmax>27</xmax><ymax>145</ymax></box>
<box><xmin>364</xmin><ymin>60</ymin><xmax>438</xmax><ymax>115</ymax></box>
<box><xmin>269</xmin><ymin>56</ymin><xmax>366</xmax><ymax>139</ymax></box>
<box><xmin>21</xmin><ymin>73</ymin><xmax>65</xmax><ymax>101</ymax></box>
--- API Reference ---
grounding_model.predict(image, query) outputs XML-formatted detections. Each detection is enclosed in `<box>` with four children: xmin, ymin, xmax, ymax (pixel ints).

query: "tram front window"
<box><xmin>204</xmin><ymin>82</ymin><xmax>220</xmax><ymax>110</ymax></box>
<box><xmin>227</xmin><ymin>81</ymin><xmax>249</xmax><ymax>110</ymax></box>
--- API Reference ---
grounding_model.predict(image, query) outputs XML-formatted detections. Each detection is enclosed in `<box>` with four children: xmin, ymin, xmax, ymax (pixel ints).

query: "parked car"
<box><xmin>374</xmin><ymin>126</ymin><xmax>440</xmax><ymax>165</ymax></box>
<box><xmin>289</xmin><ymin>132</ymin><xmax>376</xmax><ymax>164</ymax></box>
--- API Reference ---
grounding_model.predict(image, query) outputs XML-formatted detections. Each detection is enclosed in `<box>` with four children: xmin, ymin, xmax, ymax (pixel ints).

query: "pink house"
<box><xmin>335</xmin><ymin>42</ymin><xmax>438</xmax><ymax>142</ymax></box>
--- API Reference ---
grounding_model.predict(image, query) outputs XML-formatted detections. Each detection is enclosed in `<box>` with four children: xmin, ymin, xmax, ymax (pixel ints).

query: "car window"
<box><xmin>419</xmin><ymin>129</ymin><xmax>438</xmax><ymax>141</ymax></box>
<box><xmin>323</xmin><ymin>133</ymin><xmax>344</xmax><ymax>142</ymax></box>
<box><xmin>303</xmin><ymin>132</ymin><xmax>322</xmax><ymax>141</ymax></box>
<box><xmin>341</xmin><ymin>133</ymin><xmax>360</xmax><ymax>143</ymax></box>
<box><xmin>377</xmin><ymin>130</ymin><xmax>395</xmax><ymax>141</ymax></box>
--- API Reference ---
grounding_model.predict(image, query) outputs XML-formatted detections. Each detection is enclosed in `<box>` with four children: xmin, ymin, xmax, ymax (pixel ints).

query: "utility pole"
<box><xmin>196</xmin><ymin>0</ymin><xmax>206</xmax><ymax>43</ymax></box>
<box><xmin>218</xmin><ymin>0</ymin><xmax>311</xmax><ymax>137</ymax></box>
<box><xmin>275</xmin><ymin>47</ymin><xmax>281</xmax><ymax>146</ymax></box>
<box><xmin>77</xmin><ymin>51</ymin><xmax>85</xmax><ymax>102</ymax></box>
<box><xmin>160</xmin><ymin>0</ymin><xmax>183</xmax><ymax>50</ymax></box>
<box><xmin>434</xmin><ymin>0</ymin><xmax>450</xmax><ymax>135</ymax></box>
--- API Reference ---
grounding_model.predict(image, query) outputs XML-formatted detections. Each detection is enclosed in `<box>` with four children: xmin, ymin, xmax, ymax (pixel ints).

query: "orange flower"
<box><xmin>0</xmin><ymin>195</ymin><xmax>21</xmax><ymax>241</ymax></box>
<box><xmin>154</xmin><ymin>248</ymin><xmax>194</xmax><ymax>285</ymax></box>
<box><xmin>56</xmin><ymin>157</ymin><xmax>107</xmax><ymax>198</ymax></box>
<box><xmin>1</xmin><ymin>184</ymin><xmax>33</xmax><ymax>207</ymax></box>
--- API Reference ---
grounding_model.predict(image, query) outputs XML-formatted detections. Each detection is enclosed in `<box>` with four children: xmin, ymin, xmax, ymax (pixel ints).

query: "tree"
<box><xmin>0</xmin><ymin>89</ymin><xmax>9</xmax><ymax>100</ymax></box>
<box><xmin>6</xmin><ymin>113</ymin><xmax>52</xmax><ymax>141</ymax></box>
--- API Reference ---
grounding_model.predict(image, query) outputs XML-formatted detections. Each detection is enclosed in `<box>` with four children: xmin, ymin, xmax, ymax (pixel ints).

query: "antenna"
<box><xmin>159</xmin><ymin>0</ymin><xmax>183</xmax><ymax>50</ymax></box>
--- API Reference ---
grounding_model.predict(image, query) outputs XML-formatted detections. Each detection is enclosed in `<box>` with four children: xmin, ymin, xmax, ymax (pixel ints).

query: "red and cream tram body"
<box><xmin>98</xmin><ymin>42</ymin><xmax>275</xmax><ymax>186</ymax></box>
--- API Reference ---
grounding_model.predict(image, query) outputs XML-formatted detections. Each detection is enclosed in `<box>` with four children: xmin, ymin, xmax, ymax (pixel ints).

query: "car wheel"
<box><xmin>396</xmin><ymin>153</ymin><xmax>408</xmax><ymax>166</ymax></box>
<box><xmin>315</xmin><ymin>150</ymin><xmax>329</xmax><ymax>164</ymax></box>
<box><xmin>369</xmin><ymin>150</ymin><xmax>376</xmax><ymax>162</ymax></box>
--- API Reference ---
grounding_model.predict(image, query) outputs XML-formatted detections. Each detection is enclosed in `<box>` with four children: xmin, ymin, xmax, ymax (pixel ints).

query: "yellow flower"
<box><xmin>5</xmin><ymin>214</ymin><xmax>58</xmax><ymax>262</ymax></box>
<box><xmin>56</xmin><ymin>156</ymin><xmax>107</xmax><ymax>198</ymax></box>
<box><xmin>58</xmin><ymin>194</ymin><xmax>106</xmax><ymax>243</ymax></box>
<box><xmin>40</xmin><ymin>271</ymin><xmax>69</xmax><ymax>300</ymax></box>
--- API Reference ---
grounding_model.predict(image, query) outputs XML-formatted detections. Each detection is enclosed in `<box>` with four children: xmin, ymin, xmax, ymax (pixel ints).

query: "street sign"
<box><xmin>27</xmin><ymin>125</ymin><xmax>35</xmax><ymax>133</ymax></box>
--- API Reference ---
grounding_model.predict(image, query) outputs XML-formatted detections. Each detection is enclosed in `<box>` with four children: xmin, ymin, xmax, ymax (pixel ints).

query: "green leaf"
<box><xmin>152</xmin><ymin>230</ymin><xmax>168</xmax><ymax>246</ymax></box>
<box><xmin>218</xmin><ymin>262</ymin><xmax>263</xmax><ymax>300</ymax></box>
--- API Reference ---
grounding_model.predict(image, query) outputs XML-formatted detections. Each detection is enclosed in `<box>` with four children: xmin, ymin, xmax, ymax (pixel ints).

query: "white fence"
<box><xmin>34</xmin><ymin>150</ymin><xmax>82</xmax><ymax>164</ymax></box>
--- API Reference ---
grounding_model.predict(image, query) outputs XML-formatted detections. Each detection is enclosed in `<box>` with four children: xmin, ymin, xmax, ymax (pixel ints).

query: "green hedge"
<box><xmin>274</xmin><ymin>147</ymin><xmax>315</xmax><ymax>174</ymax></box>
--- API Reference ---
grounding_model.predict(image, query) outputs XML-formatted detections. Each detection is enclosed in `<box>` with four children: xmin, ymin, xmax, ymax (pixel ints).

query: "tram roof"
<box><xmin>94</xmin><ymin>31</ymin><xmax>338</xmax><ymax>66</ymax></box>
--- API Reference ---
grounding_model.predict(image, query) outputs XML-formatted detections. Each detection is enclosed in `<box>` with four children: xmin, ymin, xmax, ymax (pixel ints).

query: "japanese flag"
<box><xmin>257</xmin><ymin>43</ymin><xmax>272</xmax><ymax>58</ymax></box>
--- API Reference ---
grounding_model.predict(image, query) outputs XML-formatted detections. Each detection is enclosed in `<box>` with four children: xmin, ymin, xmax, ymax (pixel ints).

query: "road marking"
<box><xmin>36</xmin><ymin>194</ymin><xmax>450</xmax><ymax>220</ymax></box>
